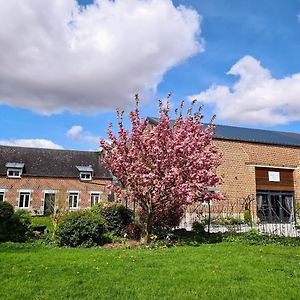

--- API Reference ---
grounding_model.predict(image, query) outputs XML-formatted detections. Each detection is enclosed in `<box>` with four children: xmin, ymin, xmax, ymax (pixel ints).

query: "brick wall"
<box><xmin>214</xmin><ymin>139</ymin><xmax>300</xmax><ymax>217</ymax></box>
<box><xmin>0</xmin><ymin>176</ymin><xmax>111</xmax><ymax>213</ymax></box>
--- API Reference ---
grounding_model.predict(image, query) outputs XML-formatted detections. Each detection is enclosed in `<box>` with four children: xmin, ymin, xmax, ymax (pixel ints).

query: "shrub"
<box><xmin>222</xmin><ymin>229</ymin><xmax>300</xmax><ymax>246</ymax></box>
<box><xmin>125</xmin><ymin>223</ymin><xmax>143</xmax><ymax>240</ymax></box>
<box><xmin>93</xmin><ymin>202</ymin><xmax>134</xmax><ymax>237</ymax></box>
<box><xmin>90</xmin><ymin>202</ymin><xmax>104</xmax><ymax>215</ymax></box>
<box><xmin>0</xmin><ymin>201</ymin><xmax>14</xmax><ymax>221</ymax></box>
<box><xmin>243</xmin><ymin>228</ymin><xmax>261</xmax><ymax>244</ymax></box>
<box><xmin>151</xmin><ymin>205</ymin><xmax>185</xmax><ymax>231</ymax></box>
<box><xmin>228</xmin><ymin>217</ymin><xmax>244</xmax><ymax>225</ymax></box>
<box><xmin>12</xmin><ymin>210</ymin><xmax>32</xmax><ymax>241</ymax></box>
<box><xmin>192</xmin><ymin>221</ymin><xmax>205</xmax><ymax>235</ymax></box>
<box><xmin>243</xmin><ymin>209</ymin><xmax>252</xmax><ymax>224</ymax></box>
<box><xmin>0</xmin><ymin>202</ymin><xmax>32</xmax><ymax>242</ymax></box>
<box><xmin>56</xmin><ymin>210</ymin><xmax>107</xmax><ymax>247</ymax></box>
<box><xmin>206</xmin><ymin>216</ymin><xmax>244</xmax><ymax>226</ymax></box>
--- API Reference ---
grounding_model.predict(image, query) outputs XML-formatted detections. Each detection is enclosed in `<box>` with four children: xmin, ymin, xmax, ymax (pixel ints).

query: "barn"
<box><xmin>147</xmin><ymin>117</ymin><xmax>300</xmax><ymax>225</ymax></box>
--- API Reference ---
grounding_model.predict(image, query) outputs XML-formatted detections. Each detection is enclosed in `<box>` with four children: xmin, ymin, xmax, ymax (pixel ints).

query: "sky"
<box><xmin>0</xmin><ymin>0</ymin><xmax>300</xmax><ymax>150</ymax></box>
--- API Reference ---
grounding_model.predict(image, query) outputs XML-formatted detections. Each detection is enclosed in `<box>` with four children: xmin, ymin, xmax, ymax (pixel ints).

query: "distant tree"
<box><xmin>101</xmin><ymin>95</ymin><xmax>223</xmax><ymax>242</ymax></box>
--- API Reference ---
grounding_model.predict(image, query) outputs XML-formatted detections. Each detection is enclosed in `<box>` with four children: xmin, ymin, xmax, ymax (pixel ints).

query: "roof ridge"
<box><xmin>0</xmin><ymin>144</ymin><xmax>100</xmax><ymax>153</ymax></box>
<box><xmin>147</xmin><ymin>116</ymin><xmax>300</xmax><ymax>136</ymax></box>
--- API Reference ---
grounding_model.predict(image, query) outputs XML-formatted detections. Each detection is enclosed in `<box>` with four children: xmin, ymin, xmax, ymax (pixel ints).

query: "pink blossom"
<box><xmin>100</xmin><ymin>96</ymin><xmax>224</xmax><ymax>240</ymax></box>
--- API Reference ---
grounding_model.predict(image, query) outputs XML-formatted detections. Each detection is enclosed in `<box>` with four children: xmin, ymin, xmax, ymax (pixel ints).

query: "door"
<box><xmin>256</xmin><ymin>191</ymin><xmax>294</xmax><ymax>223</ymax></box>
<box><xmin>44</xmin><ymin>193</ymin><xmax>55</xmax><ymax>216</ymax></box>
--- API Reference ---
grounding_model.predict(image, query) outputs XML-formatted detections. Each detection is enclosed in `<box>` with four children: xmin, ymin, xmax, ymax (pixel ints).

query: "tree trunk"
<box><xmin>141</xmin><ymin>210</ymin><xmax>153</xmax><ymax>244</ymax></box>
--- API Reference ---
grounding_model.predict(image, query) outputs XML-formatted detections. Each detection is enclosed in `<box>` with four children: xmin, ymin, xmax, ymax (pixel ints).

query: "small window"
<box><xmin>0</xmin><ymin>192</ymin><xmax>4</xmax><ymax>202</ymax></box>
<box><xmin>7</xmin><ymin>169</ymin><xmax>21</xmax><ymax>178</ymax></box>
<box><xmin>90</xmin><ymin>193</ymin><xmax>102</xmax><ymax>207</ymax></box>
<box><xmin>69</xmin><ymin>192</ymin><xmax>79</xmax><ymax>209</ymax></box>
<box><xmin>19</xmin><ymin>192</ymin><xmax>30</xmax><ymax>208</ymax></box>
<box><xmin>80</xmin><ymin>172</ymin><xmax>92</xmax><ymax>181</ymax></box>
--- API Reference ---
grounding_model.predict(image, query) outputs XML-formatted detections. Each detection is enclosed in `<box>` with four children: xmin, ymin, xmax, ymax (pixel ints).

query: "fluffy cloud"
<box><xmin>67</xmin><ymin>125</ymin><xmax>99</xmax><ymax>143</ymax></box>
<box><xmin>0</xmin><ymin>139</ymin><xmax>63</xmax><ymax>149</ymax></box>
<box><xmin>189</xmin><ymin>56</ymin><xmax>300</xmax><ymax>125</ymax></box>
<box><xmin>0</xmin><ymin>0</ymin><xmax>202</xmax><ymax>114</ymax></box>
<box><xmin>67</xmin><ymin>125</ymin><xmax>83</xmax><ymax>141</ymax></box>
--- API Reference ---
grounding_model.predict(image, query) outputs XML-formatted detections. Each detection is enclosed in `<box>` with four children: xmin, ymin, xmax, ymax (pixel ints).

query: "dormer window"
<box><xmin>76</xmin><ymin>165</ymin><xmax>93</xmax><ymax>181</ymax></box>
<box><xmin>80</xmin><ymin>172</ymin><xmax>92</xmax><ymax>181</ymax></box>
<box><xmin>6</xmin><ymin>162</ymin><xmax>25</xmax><ymax>178</ymax></box>
<box><xmin>7</xmin><ymin>169</ymin><xmax>21</xmax><ymax>178</ymax></box>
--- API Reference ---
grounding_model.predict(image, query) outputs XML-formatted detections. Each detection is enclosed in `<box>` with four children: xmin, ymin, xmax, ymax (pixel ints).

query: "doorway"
<box><xmin>44</xmin><ymin>193</ymin><xmax>55</xmax><ymax>216</ymax></box>
<box><xmin>256</xmin><ymin>191</ymin><xmax>295</xmax><ymax>223</ymax></box>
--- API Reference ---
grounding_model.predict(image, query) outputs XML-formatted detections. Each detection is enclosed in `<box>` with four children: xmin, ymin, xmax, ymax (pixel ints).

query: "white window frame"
<box><xmin>89</xmin><ymin>191</ymin><xmax>103</xmax><ymax>207</ymax></box>
<box><xmin>0</xmin><ymin>189</ymin><xmax>6</xmax><ymax>202</ymax></box>
<box><xmin>18</xmin><ymin>190</ymin><xmax>31</xmax><ymax>209</ymax></box>
<box><xmin>268</xmin><ymin>171</ymin><xmax>280</xmax><ymax>182</ymax></box>
<box><xmin>7</xmin><ymin>168</ymin><xmax>22</xmax><ymax>178</ymax></box>
<box><xmin>68</xmin><ymin>191</ymin><xmax>80</xmax><ymax>209</ymax></box>
<box><xmin>80</xmin><ymin>172</ymin><xmax>92</xmax><ymax>181</ymax></box>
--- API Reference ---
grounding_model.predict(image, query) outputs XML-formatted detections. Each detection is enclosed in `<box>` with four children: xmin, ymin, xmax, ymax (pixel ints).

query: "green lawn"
<box><xmin>0</xmin><ymin>242</ymin><xmax>299</xmax><ymax>299</ymax></box>
<box><xmin>31</xmin><ymin>216</ymin><xmax>53</xmax><ymax>231</ymax></box>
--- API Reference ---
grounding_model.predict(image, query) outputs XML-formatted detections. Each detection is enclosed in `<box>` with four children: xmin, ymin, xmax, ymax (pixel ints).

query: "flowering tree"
<box><xmin>100</xmin><ymin>95</ymin><xmax>223</xmax><ymax>242</ymax></box>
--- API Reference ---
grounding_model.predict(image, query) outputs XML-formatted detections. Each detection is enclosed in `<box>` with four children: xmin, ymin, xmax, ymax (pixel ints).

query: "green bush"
<box><xmin>56</xmin><ymin>210</ymin><xmax>107</xmax><ymax>247</ymax></box>
<box><xmin>92</xmin><ymin>202</ymin><xmax>134</xmax><ymax>237</ymax></box>
<box><xmin>243</xmin><ymin>228</ymin><xmax>261</xmax><ymax>244</ymax></box>
<box><xmin>228</xmin><ymin>217</ymin><xmax>244</xmax><ymax>225</ymax></box>
<box><xmin>223</xmin><ymin>229</ymin><xmax>300</xmax><ymax>246</ymax></box>
<box><xmin>125</xmin><ymin>223</ymin><xmax>142</xmax><ymax>240</ymax></box>
<box><xmin>204</xmin><ymin>216</ymin><xmax>244</xmax><ymax>226</ymax></box>
<box><xmin>0</xmin><ymin>201</ymin><xmax>14</xmax><ymax>220</ymax></box>
<box><xmin>0</xmin><ymin>202</ymin><xmax>32</xmax><ymax>242</ymax></box>
<box><xmin>12</xmin><ymin>210</ymin><xmax>32</xmax><ymax>241</ymax></box>
<box><xmin>243</xmin><ymin>209</ymin><xmax>252</xmax><ymax>224</ymax></box>
<box><xmin>192</xmin><ymin>221</ymin><xmax>205</xmax><ymax>236</ymax></box>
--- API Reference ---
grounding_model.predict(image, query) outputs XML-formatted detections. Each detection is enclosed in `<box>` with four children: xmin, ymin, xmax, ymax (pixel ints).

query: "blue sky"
<box><xmin>0</xmin><ymin>0</ymin><xmax>300</xmax><ymax>150</ymax></box>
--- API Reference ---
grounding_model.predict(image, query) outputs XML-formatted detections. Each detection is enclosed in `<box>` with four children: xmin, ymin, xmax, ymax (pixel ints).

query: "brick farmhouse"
<box><xmin>1</xmin><ymin>120</ymin><xmax>300</xmax><ymax>224</ymax></box>
<box><xmin>0</xmin><ymin>146</ymin><xmax>112</xmax><ymax>215</ymax></box>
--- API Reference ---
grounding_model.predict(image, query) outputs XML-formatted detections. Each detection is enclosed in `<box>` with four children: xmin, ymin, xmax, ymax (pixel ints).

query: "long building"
<box><xmin>147</xmin><ymin>117</ymin><xmax>300</xmax><ymax>224</ymax></box>
<box><xmin>0</xmin><ymin>146</ymin><xmax>112</xmax><ymax>214</ymax></box>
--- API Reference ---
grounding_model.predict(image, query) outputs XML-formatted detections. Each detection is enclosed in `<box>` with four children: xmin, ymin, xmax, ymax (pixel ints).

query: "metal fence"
<box><xmin>179</xmin><ymin>197</ymin><xmax>300</xmax><ymax>237</ymax></box>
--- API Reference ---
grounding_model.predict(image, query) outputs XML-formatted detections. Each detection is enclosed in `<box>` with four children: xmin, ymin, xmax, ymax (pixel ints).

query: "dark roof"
<box><xmin>0</xmin><ymin>145</ymin><xmax>112</xmax><ymax>179</ymax></box>
<box><xmin>147</xmin><ymin>117</ymin><xmax>300</xmax><ymax>148</ymax></box>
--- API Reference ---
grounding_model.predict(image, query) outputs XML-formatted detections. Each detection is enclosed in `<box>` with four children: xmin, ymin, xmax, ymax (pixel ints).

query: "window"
<box><xmin>76</xmin><ymin>166</ymin><xmax>94</xmax><ymax>181</ymax></box>
<box><xmin>80</xmin><ymin>172</ymin><xmax>92</xmax><ymax>181</ymax></box>
<box><xmin>69</xmin><ymin>192</ymin><xmax>79</xmax><ymax>209</ymax></box>
<box><xmin>257</xmin><ymin>191</ymin><xmax>295</xmax><ymax>223</ymax></box>
<box><xmin>7</xmin><ymin>168</ymin><xmax>21</xmax><ymax>178</ymax></box>
<box><xmin>0</xmin><ymin>191</ymin><xmax>4</xmax><ymax>202</ymax></box>
<box><xmin>19</xmin><ymin>192</ymin><xmax>31</xmax><ymax>208</ymax></box>
<box><xmin>90</xmin><ymin>192</ymin><xmax>102</xmax><ymax>207</ymax></box>
<box><xmin>6</xmin><ymin>163</ymin><xmax>24</xmax><ymax>178</ymax></box>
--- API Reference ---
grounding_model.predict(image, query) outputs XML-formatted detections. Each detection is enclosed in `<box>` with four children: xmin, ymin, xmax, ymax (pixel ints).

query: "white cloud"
<box><xmin>0</xmin><ymin>0</ymin><xmax>202</xmax><ymax>114</ymax></box>
<box><xmin>0</xmin><ymin>139</ymin><xmax>63</xmax><ymax>149</ymax></box>
<box><xmin>67</xmin><ymin>125</ymin><xmax>83</xmax><ymax>141</ymax></box>
<box><xmin>67</xmin><ymin>125</ymin><xmax>99</xmax><ymax>143</ymax></box>
<box><xmin>189</xmin><ymin>56</ymin><xmax>300</xmax><ymax>125</ymax></box>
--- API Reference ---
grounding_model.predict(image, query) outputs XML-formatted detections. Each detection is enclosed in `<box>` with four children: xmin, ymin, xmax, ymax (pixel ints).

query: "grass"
<box><xmin>31</xmin><ymin>216</ymin><xmax>53</xmax><ymax>231</ymax></box>
<box><xmin>0</xmin><ymin>242</ymin><xmax>299</xmax><ymax>299</ymax></box>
